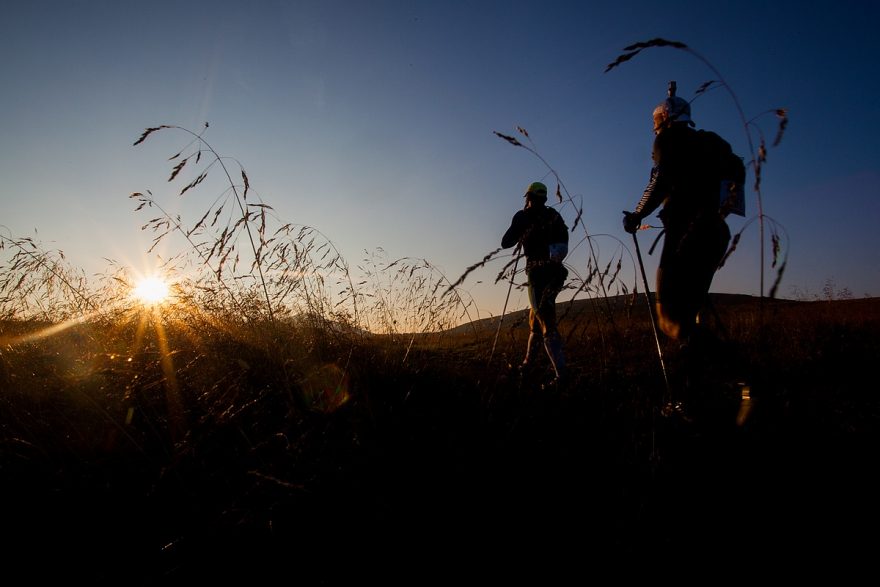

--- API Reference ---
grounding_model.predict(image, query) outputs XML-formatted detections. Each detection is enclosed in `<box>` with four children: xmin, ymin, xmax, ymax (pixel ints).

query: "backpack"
<box><xmin>698</xmin><ymin>130</ymin><xmax>746</xmax><ymax>217</ymax></box>
<box><xmin>538</xmin><ymin>208</ymin><xmax>569</xmax><ymax>263</ymax></box>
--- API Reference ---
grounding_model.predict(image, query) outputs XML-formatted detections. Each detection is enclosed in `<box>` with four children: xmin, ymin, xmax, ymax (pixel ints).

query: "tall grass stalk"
<box><xmin>133</xmin><ymin>124</ymin><xmax>276</xmax><ymax>322</ymax></box>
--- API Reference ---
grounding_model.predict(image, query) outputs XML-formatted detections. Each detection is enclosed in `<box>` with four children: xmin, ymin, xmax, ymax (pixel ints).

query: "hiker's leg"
<box><xmin>683</xmin><ymin>217</ymin><xmax>732</xmax><ymax>340</ymax></box>
<box><xmin>543</xmin><ymin>330</ymin><xmax>566</xmax><ymax>379</ymax></box>
<box><xmin>523</xmin><ymin>327</ymin><xmax>541</xmax><ymax>366</ymax></box>
<box><xmin>537</xmin><ymin>271</ymin><xmax>566</xmax><ymax>379</ymax></box>
<box><xmin>523</xmin><ymin>277</ymin><xmax>544</xmax><ymax>366</ymax></box>
<box><xmin>656</xmin><ymin>263</ymin><xmax>684</xmax><ymax>340</ymax></box>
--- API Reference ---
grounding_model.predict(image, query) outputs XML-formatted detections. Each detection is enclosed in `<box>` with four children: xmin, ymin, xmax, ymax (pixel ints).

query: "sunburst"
<box><xmin>132</xmin><ymin>276</ymin><xmax>170</xmax><ymax>305</ymax></box>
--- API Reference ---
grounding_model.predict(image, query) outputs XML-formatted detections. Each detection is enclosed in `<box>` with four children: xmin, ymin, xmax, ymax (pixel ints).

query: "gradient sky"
<box><xmin>2</xmin><ymin>0</ymin><xmax>878</xmax><ymax>321</ymax></box>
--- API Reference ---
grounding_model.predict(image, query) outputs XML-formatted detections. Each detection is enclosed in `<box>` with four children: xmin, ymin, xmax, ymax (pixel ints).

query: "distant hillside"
<box><xmin>446</xmin><ymin>293</ymin><xmax>878</xmax><ymax>335</ymax></box>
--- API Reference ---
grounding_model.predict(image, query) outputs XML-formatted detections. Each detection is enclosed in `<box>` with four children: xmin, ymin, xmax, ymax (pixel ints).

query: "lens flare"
<box><xmin>301</xmin><ymin>363</ymin><xmax>350</xmax><ymax>413</ymax></box>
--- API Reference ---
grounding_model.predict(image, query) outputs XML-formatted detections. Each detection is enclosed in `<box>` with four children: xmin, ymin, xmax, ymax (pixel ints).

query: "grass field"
<box><xmin>2</xmin><ymin>293</ymin><xmax>877</xmax><ymax>582</ymax></box>
<box><xmin>0</xmin><ymin>36</ymin><xmax>860</xmax><ymax>584</ymax></box>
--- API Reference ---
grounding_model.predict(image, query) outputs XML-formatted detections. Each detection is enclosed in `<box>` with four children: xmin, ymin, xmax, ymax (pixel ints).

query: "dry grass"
<box><xmin>1</xmin><ymin>293</ymin><xmax>878</xmax><ymax>581</ymax></box>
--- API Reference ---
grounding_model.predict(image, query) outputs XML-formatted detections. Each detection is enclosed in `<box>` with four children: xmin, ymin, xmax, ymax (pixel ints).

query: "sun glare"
<box><xmin>132</xmin><ymin>276</ymin><xmax>170</xmax><ymax>305</ymax></box>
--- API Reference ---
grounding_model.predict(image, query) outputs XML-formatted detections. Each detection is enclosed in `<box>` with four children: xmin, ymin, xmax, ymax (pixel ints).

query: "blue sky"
<box><xmin>2</xmin><ymin>0</ymin><xmax>878</xmax><ymax>320</ymax></box>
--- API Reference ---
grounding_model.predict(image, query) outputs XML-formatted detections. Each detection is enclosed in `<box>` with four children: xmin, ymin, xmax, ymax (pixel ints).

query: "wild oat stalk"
<box><xmin>443</xmin><ymin>247</ymin><xmax>503</xmax><ymax>296</ymax></box>
<box><xmin>132</xmin><ymin>123</ymin><xmax>276</xmax><ymax>323</ymax></box>
<box><xmin>128</xmin><ymin>190</ymin><xmax>251</xmax><ymax>318</ymax></box>
<box><xmin>719</xmin><ymin>214</ymin><xmax>789</xmax><ymax>299</ymax></box>
<box><xmin>605</xmin><ymin>38</ymin><xmax>790</xmax><ymax>298</ymax></box>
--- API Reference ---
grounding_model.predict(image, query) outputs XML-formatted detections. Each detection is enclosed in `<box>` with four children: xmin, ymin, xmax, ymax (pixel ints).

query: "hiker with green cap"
<box><xmin>502</xmin><ymin>181</ymin><xmax>569</xmax><ymax>385</ymax></box>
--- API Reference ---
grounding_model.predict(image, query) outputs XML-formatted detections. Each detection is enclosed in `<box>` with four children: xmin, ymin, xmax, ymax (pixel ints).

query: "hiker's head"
<box><xmin>653</xmin><ymin>81</ymin><xmax>694</xmax><ymax>134</ymax></box>
<box><xmin>653</xmin><ymin>96</ymin><xmax>693</xmax><ymax>134</ymax></box>
<box><xmin>524</xmin><ymin>181</ymin><xmax>548</xmax><ymax>207</ymax></box>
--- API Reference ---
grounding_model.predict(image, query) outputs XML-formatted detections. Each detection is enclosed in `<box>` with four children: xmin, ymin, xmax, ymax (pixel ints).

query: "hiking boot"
<box><xmin>515</xmin><ymin>361</ymin><xmax>537</xmax><ymax>378</ymax></box>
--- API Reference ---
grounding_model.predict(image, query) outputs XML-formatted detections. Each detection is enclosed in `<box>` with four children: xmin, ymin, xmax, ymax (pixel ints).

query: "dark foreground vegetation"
<box><xmin>2</xmin><ymin>294</ymin><xmax>878</xmax><ymax>583</ymax></box>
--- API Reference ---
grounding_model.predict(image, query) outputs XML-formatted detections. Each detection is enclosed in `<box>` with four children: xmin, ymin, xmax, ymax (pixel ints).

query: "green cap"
<box><xmin>524</xmin><ymin>181</ymin><xmax>548</xmax><ymax>199</ymax></box>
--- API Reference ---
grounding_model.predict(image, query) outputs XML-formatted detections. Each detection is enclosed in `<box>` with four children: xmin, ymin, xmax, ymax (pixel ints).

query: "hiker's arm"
<box><xmin>501</xmin><ymin>211</ymin><xmax>527</xmax><ymax>248</ymax></box>
<box><xmin>633</xmin><ymin>137</ymin><xmax>670</xmax><ymax>219</ymax></box>
<box><xmin>634</xmin><ymin>165</ymin><xmax>665</xmax><ymax>218</ymax></box>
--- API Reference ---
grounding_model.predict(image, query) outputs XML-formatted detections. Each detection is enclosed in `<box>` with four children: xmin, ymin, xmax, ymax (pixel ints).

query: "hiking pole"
<box><xmin>488</xmin><ymin>245</ymin><xmax>521</xmax><ymax>365</ymax></box>
<box><xmin>632</xmin><ymin>230</ymin><xmax>671</xmax><ymax>402</ymax></box>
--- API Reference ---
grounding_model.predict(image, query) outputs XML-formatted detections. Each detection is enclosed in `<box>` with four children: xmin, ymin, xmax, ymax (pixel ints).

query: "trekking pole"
<box><xmin>632</xmin><ymin>230</ymin><xmax>671</xmax><ymax>403</ymax></box>
<box><xmin>488</xmin><ymin>245</ymin><xmax>521</xmax><ymax>365</ymax></box>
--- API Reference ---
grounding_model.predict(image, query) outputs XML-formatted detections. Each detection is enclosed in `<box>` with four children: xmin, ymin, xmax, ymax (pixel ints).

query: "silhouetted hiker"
<box><xmin>623</xmin><ymin>82</ymin><xmax>744</xmax><ymax>412</ymax></box>
<box><xmin>502</xmin><ymin>181</ymin><xmax>569</xmax><ymax>385</ymax></box>
<box><xmin>623</xmin><ymin>81</ymin><xmax>736</xmax><ymax>344</ymax></box>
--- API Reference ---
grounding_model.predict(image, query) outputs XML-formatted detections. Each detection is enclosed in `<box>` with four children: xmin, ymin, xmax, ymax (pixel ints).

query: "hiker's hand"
<box><xmin>622</xmin><ymin>211</ymin><xmax>642</xmax><ymax>234</ymax></box>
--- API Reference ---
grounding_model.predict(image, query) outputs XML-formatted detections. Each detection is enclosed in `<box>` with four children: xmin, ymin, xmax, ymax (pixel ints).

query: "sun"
<box><xmin>132</xmin><ymin>276</ymin><xmax>170</xmax><ymax>305</ymax></box>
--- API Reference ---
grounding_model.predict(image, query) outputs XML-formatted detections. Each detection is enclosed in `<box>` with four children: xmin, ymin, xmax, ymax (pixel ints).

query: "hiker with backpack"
<box><xmin>502</xmin><ymin>181</ymin><xmax>569</xmax><ymax>386</ymax></box>
<box><xmin>623</xmin><ymin>81</ymin><xmax>743</xmax><ymax>345</ymax></box>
